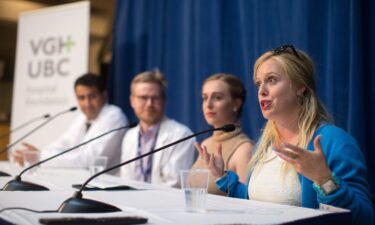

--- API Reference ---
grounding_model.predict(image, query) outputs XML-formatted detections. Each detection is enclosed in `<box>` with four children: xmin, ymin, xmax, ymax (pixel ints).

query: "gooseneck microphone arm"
<box><xmin>1</xmin><ymin>122</ymin><xmax>137</xmax><ymax>191</ymax></box>
<box><xmin>57</xmin><ymin>124</ymin><xmax>235</xmax><ymax>213</ymax></box>
<box><xmin>78</xmin><ymin>124</ymin><xmax>234</xmax><ymax>193</ymax></box>
<box><xmin>0</xmin><ymin>114</ymin><xmax>50</xmax><ymax>176</ymax></box>
<box><xmin>0</xmin><ymin>108</ymin><xmax>75</xmax><ymax>177</ymax></box>
<box><xmin>0</xmin><ymin>107</ymin><xmax>77</xmax><ymax>155</ymax></box>
<box><xmin>19</xmin><ymin>122</ymin><xmax>137</xmax><ymax>177</ymax></box>
<box><xmin>0</xmin><ymin>114</ymin><xmax>50</xmax><ymax>140</ymax></box>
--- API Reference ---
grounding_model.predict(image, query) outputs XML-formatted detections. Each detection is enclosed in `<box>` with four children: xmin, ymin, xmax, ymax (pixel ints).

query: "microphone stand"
<box><xmin>0</xmin><ymin>114</ymin><xmax>50</xmax><ymax>176</ymax></box>
<box><xmin>2</xmin><ymin>122</ymin><xmax>137</xmax><ymax>191</ymax></box>
<box><xmin>0</xmin><ymin>114</ymin><xmax>50</xmax><ymax>140</ymax></box>
<box><xmin>58</xmin><ymin>124</ymin><xmax>235</xmax><ymax>213</ymax></box>
<box><xmin>0</xmin><ymin>171</ymin><xmax>10</xmax><ymax>177</ymax></box>
<box><xmin>0</xmin><ymin>110</ymin><xmax>73</xmax><ymax>177</ymax></box>
<box><xmin>0</xmin><ymin>107</ymin><xmax>77</xmax><ymax>156</ymax></box>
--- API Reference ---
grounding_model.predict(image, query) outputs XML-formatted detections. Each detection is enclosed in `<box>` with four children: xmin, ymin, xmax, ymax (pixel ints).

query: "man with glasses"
<box><xmin>120</xmin><ymin>70</ymin><xmax>195</xmax><ymax>187</ymax></box>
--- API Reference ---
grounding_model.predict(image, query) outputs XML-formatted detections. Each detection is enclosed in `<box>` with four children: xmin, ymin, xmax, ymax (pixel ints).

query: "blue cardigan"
<box><xmin>216</xmin><ymin>124</ymin><xmax>374</xmax><ymax>225</ymax></box>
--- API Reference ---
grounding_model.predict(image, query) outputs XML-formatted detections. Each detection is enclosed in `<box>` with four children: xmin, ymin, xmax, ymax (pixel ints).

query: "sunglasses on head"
<box><xmin>272</xmin><ymin>44</ymin><xmax>301</xmax><ymax>59</ymax></box>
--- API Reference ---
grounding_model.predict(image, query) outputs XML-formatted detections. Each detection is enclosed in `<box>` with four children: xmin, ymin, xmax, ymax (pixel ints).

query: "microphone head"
<box><xmin>221</xmin><ymin>124</ymin><xmax>236</xmax><ymax>132</ymax></box>
<box><xmin>69</xmin><ymin>107</ymin><xmax>78</xmax><ymax>112</ymax></box>
<box><xmin>128</xmin><ymin>122</ymin><xmax>138</xmax><ymax>128</ymax></box>
<box><xmin>43</xmin><ymin>114</ymin><xmax>51</xmax><ymax>118</ymax></box>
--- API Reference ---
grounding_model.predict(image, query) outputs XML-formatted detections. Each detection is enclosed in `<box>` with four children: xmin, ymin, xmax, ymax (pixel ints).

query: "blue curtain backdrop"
<box><xmin>109</xmin><ymin>0</ymin><xmax>375</xmax><ymax>192</ymax></box>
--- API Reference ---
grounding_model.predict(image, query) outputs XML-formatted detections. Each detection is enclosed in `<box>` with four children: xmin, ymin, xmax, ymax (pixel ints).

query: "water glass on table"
<box><xmin>180</xmin><ymin>169</ymin><xmax>209</xmax><ymax>213</ymax></box>
<box><xmin>23</xmin><ymin>150</ymin><xmax>41</xmax><ymax>173</ymax></box>
<box><xmin>89</xmin><ymin>156</ymin><xmax>108</xmax><ymax>176</ymax></box>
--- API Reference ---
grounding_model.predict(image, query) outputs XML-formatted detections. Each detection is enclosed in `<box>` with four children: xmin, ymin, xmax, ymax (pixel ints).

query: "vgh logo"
<box><xmin>28</xmin><ymin>36</ymin><xmax>75</xmax><ymax>78</ymax></box>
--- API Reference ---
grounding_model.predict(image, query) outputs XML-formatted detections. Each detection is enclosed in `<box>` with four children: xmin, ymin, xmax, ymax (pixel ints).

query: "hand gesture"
<box><xmin>194</xmin><ymin>142</ymin><xmax>225</xmax><ymax>178</ymax></box>
<box><xmin>13</xmin><ymin>142</ymin><xmax>39</xmax><ymax>167</ymax></box>
<box><xmin>273</xmin><ymin>135</ymin><xmax>332</xmax><ymax>184</ymax></box>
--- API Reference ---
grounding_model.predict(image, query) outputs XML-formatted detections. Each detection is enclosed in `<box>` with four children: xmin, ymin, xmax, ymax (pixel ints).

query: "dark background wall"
<box><xmin>109</xmin><ymin>0</ymin><xmax>375</xmax><ymax>193</ymax></box>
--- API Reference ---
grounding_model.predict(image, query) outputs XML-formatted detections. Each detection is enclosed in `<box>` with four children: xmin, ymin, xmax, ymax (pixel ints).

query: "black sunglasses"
<box><xmin>272</xmin><ymin>44</ymin><xmax>301</xmax><ymax>59</ymax></box>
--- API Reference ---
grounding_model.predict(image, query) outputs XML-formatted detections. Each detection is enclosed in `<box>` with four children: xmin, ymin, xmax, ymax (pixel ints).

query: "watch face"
<box><xmin>321</xmin><ymin>179</ymin><xmax>337</xmax><ymax>194</ymax></box>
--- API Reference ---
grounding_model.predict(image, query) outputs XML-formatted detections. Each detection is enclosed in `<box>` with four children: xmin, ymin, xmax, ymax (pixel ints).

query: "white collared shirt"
<box><xmin>41</xmin><ymin>104</ymin><xmax>128</xmax><ymax>172</ymax></box>
<box><xmin>120</xmin><ymin>117</ymin><xmax>196</xmax><ymax>187</ymax></box>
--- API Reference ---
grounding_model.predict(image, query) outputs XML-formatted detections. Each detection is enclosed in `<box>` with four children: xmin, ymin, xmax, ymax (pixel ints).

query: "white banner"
<box><xmin>11</xmin><ymin>2</ymin><xmax>89</xmax><ymax>151</ymax></box>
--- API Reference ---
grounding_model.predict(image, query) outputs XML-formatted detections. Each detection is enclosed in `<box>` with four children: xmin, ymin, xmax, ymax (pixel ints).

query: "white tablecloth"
<box><xmin>0</xmin><ymin>161</ymin><xmax>349</xmax><ymax>225</ymax></box>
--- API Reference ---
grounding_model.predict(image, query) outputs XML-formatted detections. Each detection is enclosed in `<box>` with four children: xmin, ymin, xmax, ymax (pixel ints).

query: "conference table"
<box><xmin>0</xmin><ymin>161</ymin><xmax>350</xmax><ymax>225</ymax></box>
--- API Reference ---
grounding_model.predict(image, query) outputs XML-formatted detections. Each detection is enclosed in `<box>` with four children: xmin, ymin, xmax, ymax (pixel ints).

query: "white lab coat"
<box><xmin>120</xmin><ymin>117</ymin><xmax>196</xmax><ymax>187</ymax></box>
<box><xmin>41</xmin><ymin>104</ymin><xmax>128</xmax><ymax>172</ymax></box>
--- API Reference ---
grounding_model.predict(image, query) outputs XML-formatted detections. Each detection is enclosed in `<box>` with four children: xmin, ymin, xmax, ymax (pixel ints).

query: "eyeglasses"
<box><xmin>272</xmin><ymin>44</ymin><xmax>301</xmax><ymax>59</ymax></box>
<box><xmin>134</xmin><ymin>95</ymin><xmax>163</xmax><ymax>104</ymax></box>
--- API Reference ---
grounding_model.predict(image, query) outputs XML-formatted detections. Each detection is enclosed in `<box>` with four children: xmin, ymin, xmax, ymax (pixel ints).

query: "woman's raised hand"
<box><xmin>273</xmin><ymin>135</ymin><xmax>332</xmax><ymax>184</ymax></box>
<box><xmin>194</xmin><ymin>142</ymin><xmax>225</xmax><ymax>178</ymax></box>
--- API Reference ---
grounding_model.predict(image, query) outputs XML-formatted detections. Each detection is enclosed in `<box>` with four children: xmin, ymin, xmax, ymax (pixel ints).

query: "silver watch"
<box><xmin>313</xmin><ymin>173</ymin><xmax>340</xmax><ymax>196</ymax></box>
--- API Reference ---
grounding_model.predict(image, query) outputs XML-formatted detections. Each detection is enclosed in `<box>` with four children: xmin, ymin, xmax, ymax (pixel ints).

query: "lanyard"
<box><xmin>137</xmin><ymin>127</ymin><xmax>159</xmax><ymax>182</ymax></box>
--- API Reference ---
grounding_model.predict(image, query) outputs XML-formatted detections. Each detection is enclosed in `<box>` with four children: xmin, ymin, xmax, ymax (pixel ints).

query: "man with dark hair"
<box><xmin>75</xmin><ymin>72</ymin><xmax>106</xmax><ymax>93</ymax></box>
<box><xmin>13</xmin><ymin>73</ymin><xmax>128</xmax><ymax>172</ymax></box>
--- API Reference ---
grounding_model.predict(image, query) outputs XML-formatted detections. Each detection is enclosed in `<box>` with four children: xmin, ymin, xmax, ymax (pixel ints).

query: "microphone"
<box><xmin>0</xmin><ymin>114</ymin><xmax>50</xmax><ymax>176</ymax></box>
<box><xmin>0</xmin><ymin>107</ymin><xmax>77</xmax><ymax>156</ymax></box>
<box><xmin>0</xmin><ymin>110</ymin><xmax>72</xmax><ymax>177</ymax></box>
<box><xmin>57</xmin><ymin>124</ymin><xmax>236</xmax><ymax>213</ymax></box>
<box><xmin>0</xmin><ymin>114</ymin><xmax>50</xmax><ymax>140</ymax></box>
<box><xmin>2</xmin><ymin>122</ymin><xmax>138</xmax><ymax>191</ymax></box>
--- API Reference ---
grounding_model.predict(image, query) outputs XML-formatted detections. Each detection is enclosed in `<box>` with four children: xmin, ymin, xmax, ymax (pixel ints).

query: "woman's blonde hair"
<box><xmin>248</xmin><ymin>46</ymin><xmax>331</xmax><ymax>174</ymax></box>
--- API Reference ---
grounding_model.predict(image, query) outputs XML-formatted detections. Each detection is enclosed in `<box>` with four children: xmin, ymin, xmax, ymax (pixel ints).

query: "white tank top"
<box><xmin>248</xmin><ymin>147</ymin><xmax>301</xmax><ymax>206</ymax></box>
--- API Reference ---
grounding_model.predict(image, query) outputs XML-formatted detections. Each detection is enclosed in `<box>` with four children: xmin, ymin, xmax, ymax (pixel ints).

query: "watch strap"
<box><xmin>312</xmin><ymin>172</ymin><xmax>340</xmax><ymax>196</ymax></box>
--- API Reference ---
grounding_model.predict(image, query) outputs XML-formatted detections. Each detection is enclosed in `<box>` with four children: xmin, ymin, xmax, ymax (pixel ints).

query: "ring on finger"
<box><xmin>290</xmin><ymin>153</ymin><xmax>298</xmax><ymax>159</ymax></box>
